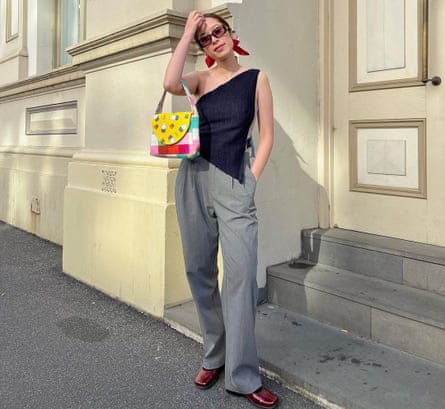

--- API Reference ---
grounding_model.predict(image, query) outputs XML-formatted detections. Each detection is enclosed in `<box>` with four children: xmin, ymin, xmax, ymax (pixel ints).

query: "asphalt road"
<box><xmin>0</xmin><ymin>221</ymin><xmax>322</xmax><ymax>409</ymax></box>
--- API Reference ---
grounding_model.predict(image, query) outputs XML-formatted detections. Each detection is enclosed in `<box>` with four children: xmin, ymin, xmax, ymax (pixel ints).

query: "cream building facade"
<box><xmin>1</xmin><ymin>0</ymin><xmax>444</xmax><ymax>320</ymax></box>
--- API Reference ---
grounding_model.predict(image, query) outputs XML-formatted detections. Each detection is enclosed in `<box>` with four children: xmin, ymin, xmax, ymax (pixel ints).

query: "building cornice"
<box><xmin>66</xmin><ymin>9</ymin><xmax>191</xmax><ymax>70</ymax></box>
<box><xmin>66</xmin><ymin>5</ymin><xmax>232</xmax><ymax>71</ymax></box>
<box><xmin>0</xmin><ymin>5</ymin><xmax>231</xmax><ymax>101</ymax></box>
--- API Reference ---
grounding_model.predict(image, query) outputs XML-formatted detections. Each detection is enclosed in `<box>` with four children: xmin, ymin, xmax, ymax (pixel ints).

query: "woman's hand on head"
<box><xmin>184</xmin><ymin>10</ymin><xmax>206</xmax><ymax>39</ymax></box>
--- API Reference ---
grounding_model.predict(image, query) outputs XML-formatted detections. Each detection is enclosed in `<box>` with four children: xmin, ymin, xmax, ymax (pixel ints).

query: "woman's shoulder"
<box><xmin>256</xmin><ymin>70</ymin><xmax>270</xmax><ymax>85</ymax></box>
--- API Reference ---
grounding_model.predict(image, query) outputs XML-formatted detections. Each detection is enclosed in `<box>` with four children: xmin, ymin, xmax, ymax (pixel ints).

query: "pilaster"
<box><xmin>61</xmin><ymin>8</ymin><xmax>208</xmax><ymax>316</ymax></box>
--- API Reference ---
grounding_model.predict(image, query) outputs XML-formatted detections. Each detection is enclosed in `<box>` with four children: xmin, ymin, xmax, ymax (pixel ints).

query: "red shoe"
<box><xmin>194</xmin><ymin>366</ymin><xmax>224</xmax><ymax>389</ymax></box>
<box><xmin>246</xmin><ymin>387</ymin><xmax>279</xmax><ymax>409</ymax></box>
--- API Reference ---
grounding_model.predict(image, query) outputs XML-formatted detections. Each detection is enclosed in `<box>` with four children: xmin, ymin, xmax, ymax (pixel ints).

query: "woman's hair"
<box><xmin>194</xmin><ymin>13</ymin><xmax>232</xmax><ymax>48</ymax></box>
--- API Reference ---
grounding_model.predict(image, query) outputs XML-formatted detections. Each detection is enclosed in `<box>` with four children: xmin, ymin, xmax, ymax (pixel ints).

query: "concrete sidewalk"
<box><xmin>0</xmin><ymin>221</ymin><xmax>320</xmax><ymax>409</ymax></box>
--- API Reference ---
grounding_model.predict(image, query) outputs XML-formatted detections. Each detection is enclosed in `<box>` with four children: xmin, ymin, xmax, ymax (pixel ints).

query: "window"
<box><xmin>56</xmin><ymin>0</ymin><xmax>85</xmax><ymax>66</ymax></box>
<box><xmin>6</xmin><ymin>0</ymin><xmax>19</xmax><ymax>42</ymax></box>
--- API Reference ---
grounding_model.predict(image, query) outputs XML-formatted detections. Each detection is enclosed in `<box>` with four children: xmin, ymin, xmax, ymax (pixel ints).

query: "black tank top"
<box><xmin>196</xmin><ymin>69</ymin><xmax>260</xmax><ymax>183</ymax></box>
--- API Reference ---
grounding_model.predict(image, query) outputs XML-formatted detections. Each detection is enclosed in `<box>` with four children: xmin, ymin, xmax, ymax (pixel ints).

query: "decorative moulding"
<box><xmin>349</xmin><ymin>118</ymin><xmax>427</xmax><ymax>199</ymax></box>
<box><xmin>26</xmin><ymin>101</ymin><xmax>78</xmax><ymax>135</ymax></box>
<box><xmin>349</xmin><ymin>0</ymin><xmax>428</xmax><ymax>91</ymax></box>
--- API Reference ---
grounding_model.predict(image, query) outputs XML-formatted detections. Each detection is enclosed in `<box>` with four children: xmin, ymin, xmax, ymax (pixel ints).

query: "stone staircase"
<box><xmin>166</xmin><ymin>226</ymin><xmax>445</xmax><ymax>408</ymax></box>
<box><xmin>267</xmin><ymin>228</ymin><xmax>445</xmax><ymax>366</ymax></box>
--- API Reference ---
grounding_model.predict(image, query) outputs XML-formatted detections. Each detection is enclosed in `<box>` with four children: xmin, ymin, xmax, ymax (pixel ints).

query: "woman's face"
<box><xmin>197</xmin><ymin>17</ymin><xmax>232</xmax><ymax>57</ymax></box>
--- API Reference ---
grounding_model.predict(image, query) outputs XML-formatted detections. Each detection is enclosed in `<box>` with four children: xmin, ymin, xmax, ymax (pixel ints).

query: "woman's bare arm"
<box><xmin>251</xmin><ymin>71</ymin><xmax>274</xmax><ymax>181</ymax></box>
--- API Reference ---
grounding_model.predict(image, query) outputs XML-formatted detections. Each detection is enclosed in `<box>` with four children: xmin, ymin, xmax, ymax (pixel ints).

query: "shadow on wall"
<box><xmin>254</xmin><ymin>118</ymin><xmax>328</xmax><ymax>288</ymax></box>
<box><xmin>226</xmin><ymin>0</ymin><xmax>328</xmax><ymax>288</ymax></box>
<box><xmin>255</xmin><ymin>118</ymin><xmax>319</xmax><ymax>311</ymax></box>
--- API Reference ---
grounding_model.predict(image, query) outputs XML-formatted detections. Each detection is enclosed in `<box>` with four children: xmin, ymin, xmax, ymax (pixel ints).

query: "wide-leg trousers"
<box><xmin>175</xmin><ymin>155</ymin><xmax>262</xmax><ymax>394</ymax></box>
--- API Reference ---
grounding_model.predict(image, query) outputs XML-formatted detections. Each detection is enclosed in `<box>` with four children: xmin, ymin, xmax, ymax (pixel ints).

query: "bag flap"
<box><xmin>151</xmin><ymin>111</ymin><xmax>192</xmax><ymax>145</ymax></box>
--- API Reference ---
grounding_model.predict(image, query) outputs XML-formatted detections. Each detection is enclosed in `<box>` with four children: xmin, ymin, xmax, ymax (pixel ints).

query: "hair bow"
<box><xmin>205</xmin><ymin>39</ymin><xmax>250</xmax><ymax>68</ymax></box>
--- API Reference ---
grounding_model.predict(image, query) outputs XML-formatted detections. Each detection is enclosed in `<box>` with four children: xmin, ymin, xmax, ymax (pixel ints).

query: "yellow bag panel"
<box><xmin>151</xmin><ymin>112</ymin><xmax>192</xmax><ymax>145</ymax></box>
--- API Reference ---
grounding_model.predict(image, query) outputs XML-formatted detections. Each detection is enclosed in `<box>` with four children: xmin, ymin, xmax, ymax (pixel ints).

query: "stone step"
<box><xmin>165</xmin><ymin>301</ymin><xmax>445</xmax><ymax>409</ymax></box>
<box><xmin>301</xmin><ymin>228</ymin><xmax>445</xmax><ymax>294</ymax></box>
<box><xmin>267</xmin><ymin>261</ymin><xmax>445</xmax><ymax>365</ymax></box>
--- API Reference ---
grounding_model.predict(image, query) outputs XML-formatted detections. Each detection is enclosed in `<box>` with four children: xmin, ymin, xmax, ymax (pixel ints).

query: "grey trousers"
<box><xmin>175</xmin><ymin>155</ymin><xmax>262</xmax><ymax>394</ymax></box>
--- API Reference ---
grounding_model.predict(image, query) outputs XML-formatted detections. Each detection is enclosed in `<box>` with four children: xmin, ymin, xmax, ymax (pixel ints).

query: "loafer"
<box><xmin>246</xmin><ymin>387</ymin><xmax>279</xmax><ymax>409</ymax></box>
<box><xmin>194</xmin><ymin>366</ymin><xmax>224</xmax><ymax>389</ymax></box>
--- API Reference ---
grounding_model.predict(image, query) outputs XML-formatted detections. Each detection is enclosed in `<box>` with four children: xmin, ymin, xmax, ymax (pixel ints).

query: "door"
<box><xmin>331</xmin><ymin>0</ymin><xmax>445</xmax><ymax>246</ymax></box>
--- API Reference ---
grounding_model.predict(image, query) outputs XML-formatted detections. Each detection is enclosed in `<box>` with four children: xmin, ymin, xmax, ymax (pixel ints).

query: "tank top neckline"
<box><xmin>197</xmin><ymin>68</ymin><xmax>257</xmax><ymax>103</ymax></box>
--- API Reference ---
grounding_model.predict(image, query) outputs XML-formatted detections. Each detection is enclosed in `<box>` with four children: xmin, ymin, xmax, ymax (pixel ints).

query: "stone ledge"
<box><xmin>71</xmin><ymin>148</ymin><xmax>180</xmax><ymax>168</ymax></box>
<box><xmin>0</xmin><ymin>145</ymin><xmax>79</xmax><ymax>158</ymax></box>
<box><xmin>268</xmin><ymin>262</ymin><xmax>445</xmax><ymax>364</ymax></box>
<box><xmin>0</xmin><ymin>66</ymin><xmax>85</xmax><ymax>102</ymax></box>
<box><xmin>268</xmin><ymin>262</ymin><xmax>445</xmax><ymax>331</ymax></box>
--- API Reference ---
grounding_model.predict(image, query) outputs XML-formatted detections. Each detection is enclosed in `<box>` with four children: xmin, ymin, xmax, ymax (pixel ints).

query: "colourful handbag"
<box><xmin>150</xmin><ymin>80</ymin><xmax>200</xmax><ymax>159</ymax></box>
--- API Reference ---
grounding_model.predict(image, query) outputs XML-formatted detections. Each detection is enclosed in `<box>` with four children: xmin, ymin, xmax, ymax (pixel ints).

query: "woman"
<box><xmin>163</xmin><ymin>10</ymin><xmax>278</xmax><ymax>409</ymax></box>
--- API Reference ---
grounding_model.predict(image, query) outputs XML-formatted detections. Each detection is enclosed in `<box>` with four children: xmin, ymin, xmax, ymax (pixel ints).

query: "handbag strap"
<box><xmin>154</xmin><ymin>80</ymin><xmax>197</xmax><ymax>115</ymax></box>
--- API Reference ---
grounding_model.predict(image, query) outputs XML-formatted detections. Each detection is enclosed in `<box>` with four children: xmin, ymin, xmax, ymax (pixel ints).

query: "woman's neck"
<box><xmin>213</xmin><ymin>57</ymin><xmax>242</xmax><ymax>77</ymax></box>
<box><xmin>214</xmin><ymin>50</ymin><xmax>241</xmax><ymax>69</ymax></box>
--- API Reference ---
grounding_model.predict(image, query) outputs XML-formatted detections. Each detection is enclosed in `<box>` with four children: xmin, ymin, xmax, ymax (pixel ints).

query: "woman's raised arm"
<box><xmin>163</xmin><ymin>10</ymin><xmax>204</xmax><ymax>95</ymax></box>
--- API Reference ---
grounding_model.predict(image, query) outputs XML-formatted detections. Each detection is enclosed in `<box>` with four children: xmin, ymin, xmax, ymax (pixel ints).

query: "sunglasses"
<box><xmin>197</xmin><ymin>25</ymin><xmax>229</xmax><ymax>48</ymax></box>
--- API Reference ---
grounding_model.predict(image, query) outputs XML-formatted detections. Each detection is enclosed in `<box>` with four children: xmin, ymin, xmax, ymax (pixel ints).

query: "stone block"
<box><xmin>304</xmin><ymin>237</ymin><xmax>403</xmax><ymax>283</ymax></box>
<box><xmin>268</xmin><ymin>276</ymin><xmax>371</xmax><ymax>337</ymax></box>
<box><xmin>372</xmin><ymin>309</ymin><xmax>445</xmax><ymax>365</ymax></box>
<box><xmin>404</xmin><ymin>258</ymin><xmax>445</xmax><ymax>295</ymax></box>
